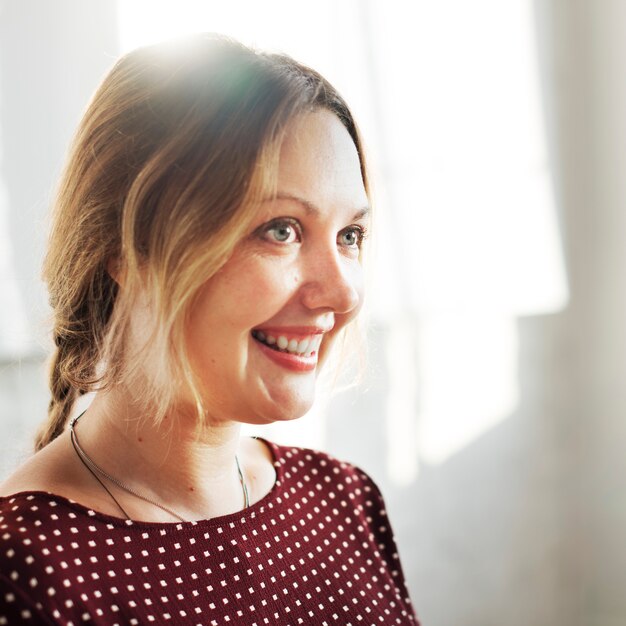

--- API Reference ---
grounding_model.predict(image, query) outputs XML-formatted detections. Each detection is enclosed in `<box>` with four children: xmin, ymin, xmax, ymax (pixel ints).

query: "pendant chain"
<box><xmin>69</xmin><ymin>411</ymin><xmax>250</xmax><ymax>523</ymax></box>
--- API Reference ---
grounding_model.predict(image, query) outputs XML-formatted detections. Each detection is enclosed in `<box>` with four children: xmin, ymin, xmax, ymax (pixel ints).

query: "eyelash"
<box><xmin>262</xmin><ymin>218</ymin><xmax>301</xmax><ymax>244</ymax></box>
<box><xmin>339</xmin><ymin>224</ymin><xmax>369</xmax><ymax>249</ymax></box>
<box><xmin>260</xmin><ymin>218</ymin><xmax>368</xmax><ymax>249</ymax></box>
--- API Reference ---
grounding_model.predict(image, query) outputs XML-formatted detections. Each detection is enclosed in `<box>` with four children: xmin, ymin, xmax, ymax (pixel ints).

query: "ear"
<box><xmin>107</xmin><ymin>257</ymin><xmax>126</xmax><ymax>287</ymax></box>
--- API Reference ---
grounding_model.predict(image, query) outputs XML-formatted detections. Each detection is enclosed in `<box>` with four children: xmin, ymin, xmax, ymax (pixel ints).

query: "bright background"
<box><xmin>1</xmin><ymin>1</ymin><xmax>625</xmax><ymax>624</ymax></box>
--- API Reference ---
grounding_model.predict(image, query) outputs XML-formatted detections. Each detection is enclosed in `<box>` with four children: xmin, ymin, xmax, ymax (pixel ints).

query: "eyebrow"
<box><xmin>269</xmin><ymin>192</ymin><xmax>370</xmax><ymax>221</ymax></box>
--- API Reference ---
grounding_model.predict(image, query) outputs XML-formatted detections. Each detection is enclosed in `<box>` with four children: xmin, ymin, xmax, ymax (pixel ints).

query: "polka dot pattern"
<box><xmin>0</xmin><ymin>440</ymin><xmax>419</xmax><ymax>625</ymax></box>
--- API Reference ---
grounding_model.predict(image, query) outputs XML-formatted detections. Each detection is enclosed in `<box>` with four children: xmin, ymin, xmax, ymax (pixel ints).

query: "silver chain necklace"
<box><xmin>69</xmin><ymin>411</ymin><xmax>250</xmax><ymax>523</ymax></box>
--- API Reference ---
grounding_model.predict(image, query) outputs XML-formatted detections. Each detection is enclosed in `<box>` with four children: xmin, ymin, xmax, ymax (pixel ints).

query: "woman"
<box><xmin>0</xmin><ymin>34</ymin><xmax>418</xmax><ymax>625</ymax></box>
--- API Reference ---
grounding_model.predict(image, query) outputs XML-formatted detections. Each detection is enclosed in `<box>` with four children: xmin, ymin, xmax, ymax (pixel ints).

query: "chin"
<box><xmin>245</xmin><ymin>390</ymin><xmax>315</xmax><ymax>425</ymax></box>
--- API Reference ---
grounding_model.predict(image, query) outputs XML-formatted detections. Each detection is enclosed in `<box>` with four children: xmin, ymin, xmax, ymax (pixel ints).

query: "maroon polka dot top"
<box><xmin>0</xmin><ymin>440</ymin><xmax>419</xmax><ymax>625</ymax></box>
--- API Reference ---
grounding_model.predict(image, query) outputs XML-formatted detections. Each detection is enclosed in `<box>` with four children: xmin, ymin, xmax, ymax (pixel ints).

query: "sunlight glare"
<box><xmin>416</xmin><ymin>314</ymin><xmax>519</xmax><ymax>465</ymax></box>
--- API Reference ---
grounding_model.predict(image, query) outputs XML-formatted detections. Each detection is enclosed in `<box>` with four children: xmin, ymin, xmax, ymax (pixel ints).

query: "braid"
<box><xmin>34</xmin><ymin>334</ymin><xmax>79</xmax><ymax>451</ymax></box>
<box><xmin>35</xmin><ymin>269</ymin><xmax>116</xmax><ymax>451</ymax></box>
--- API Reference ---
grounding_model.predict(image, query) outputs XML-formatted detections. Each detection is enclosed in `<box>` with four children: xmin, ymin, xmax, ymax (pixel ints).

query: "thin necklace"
<box><xmin>69</xmin><ymin>411</ymin><xmax>250</xmax><ymax>523</ymax></box>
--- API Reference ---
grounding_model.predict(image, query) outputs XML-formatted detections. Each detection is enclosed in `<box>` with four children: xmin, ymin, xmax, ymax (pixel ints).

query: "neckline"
<box><xmin>0</xmin><ymin>437</ymin><xmax>283</xmax><ymax>530</ymax></box>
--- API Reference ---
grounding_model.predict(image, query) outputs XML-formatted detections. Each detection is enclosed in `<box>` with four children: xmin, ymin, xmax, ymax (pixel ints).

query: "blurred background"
<box><xmin>0</xmin><ymin>1</ymin><xmax>624</xmax><ymax>624</ymax></box>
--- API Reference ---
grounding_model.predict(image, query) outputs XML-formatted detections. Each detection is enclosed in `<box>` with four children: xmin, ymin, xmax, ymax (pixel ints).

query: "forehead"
<box><xmin>275</xmin><ymin>109</ymin><xmax>369</xmax><ymax>214</ymax></box>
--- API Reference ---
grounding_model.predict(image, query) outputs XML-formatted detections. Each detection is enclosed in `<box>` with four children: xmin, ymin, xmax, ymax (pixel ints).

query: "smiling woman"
<box><xmin>0</xmin><ymin>34</ymin><xmax>418</xmax><ymax>625</ymax></box>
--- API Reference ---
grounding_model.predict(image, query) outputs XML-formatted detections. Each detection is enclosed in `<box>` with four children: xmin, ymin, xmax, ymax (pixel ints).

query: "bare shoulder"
<box><xmin>0</xmin><ymin>432</ymin><xmax>88</xmax><ymax>499</ymax></box>
<box><xmin>0</xmin><ymin>431</ymin><xmax>123</xmax><ymax>517</ymax></box>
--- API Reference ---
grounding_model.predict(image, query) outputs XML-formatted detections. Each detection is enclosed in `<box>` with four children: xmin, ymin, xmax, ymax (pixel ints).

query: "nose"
<box><xmin>299</xmin><ymin>246</ymin><xmax>362</xmax><ymax>314</ymax></box>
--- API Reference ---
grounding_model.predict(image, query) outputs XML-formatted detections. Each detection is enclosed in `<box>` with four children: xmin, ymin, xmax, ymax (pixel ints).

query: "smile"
<box><xmin>251</xmin><ymin>330</ymin><xmax>323</xmax><ymax>357</ymax></box>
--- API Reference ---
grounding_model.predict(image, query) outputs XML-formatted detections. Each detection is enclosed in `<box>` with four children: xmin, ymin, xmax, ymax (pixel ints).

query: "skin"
<box><xmin>0</xmin><ymin>109</ymin><xmax>370</xmax><ymax>522</ymax></box>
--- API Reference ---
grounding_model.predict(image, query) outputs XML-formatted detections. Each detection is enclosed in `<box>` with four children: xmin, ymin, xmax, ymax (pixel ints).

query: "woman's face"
<box><xmin>186</xmin><ymin>109</ymin><xmax>369</xmax><ymax>425</ymax></box>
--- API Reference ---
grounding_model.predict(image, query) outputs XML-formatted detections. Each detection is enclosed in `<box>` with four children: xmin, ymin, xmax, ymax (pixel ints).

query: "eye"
<box><xmin>261</xmin><ymin>218</ymin><xmax>301</xmax><ymax>244</ymax></box>
<box><xmin>338</xmin><ymin>225</ymin><xmax>367</xmax><ymax>249</ymax></box>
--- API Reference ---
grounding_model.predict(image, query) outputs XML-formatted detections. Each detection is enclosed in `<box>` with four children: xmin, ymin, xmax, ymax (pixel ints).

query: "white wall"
<box><xmin>540</xmin><ymin>1</ymin><xmax>626</xmax><ymax>624</ymax></box>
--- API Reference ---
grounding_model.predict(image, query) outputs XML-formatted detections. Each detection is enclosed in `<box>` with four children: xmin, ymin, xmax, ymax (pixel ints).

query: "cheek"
<box><xmin>194</xmin><ymin>256</ymin><xmax>301</xmax><ymax>333</ymax></box>
<box><xmin>232</xmin><ymin>260</ymin><xmax>301</xmax><ymax>321</ymax></box>
<box><xmin>238</xmin><ymin>267</ymin><xmax>297</xmax><ymax>308</ymax></box>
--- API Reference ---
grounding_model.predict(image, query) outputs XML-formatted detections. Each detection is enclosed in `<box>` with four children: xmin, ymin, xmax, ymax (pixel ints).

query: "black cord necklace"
<box><xmin>69</xmin><ymin>411</ymin><xmax>250</xmax><ymax>522</ymax></box>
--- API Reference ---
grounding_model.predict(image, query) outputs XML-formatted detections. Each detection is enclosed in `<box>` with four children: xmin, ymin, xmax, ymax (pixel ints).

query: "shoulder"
<box><xmin>268</xmin><ymin>438</ymin><xmax>375</xmax><ymax>479</ymax></box>
<box><xmin>0</xmin><ymin>492</ymin><xmax>64</xmax><ymax>593</ymax></box>
<box><xmin>0</xmin><ymin>432</ymin><xmax>117</xmax><ymax>515</ymax></box>
<box><xmin>0</xmin><ymin>491</ymin><xmax>75</xmax><ymax>547</ymax></box>
<box><xmin>265</xmin><ymin>441</ymin><xmax>406</xmax><ymax>578</ymax></box>
<box><xmin>265</xmin><ymin>438</ymin><xmax>386</xmax><ymax>506</ymax></box>
<box><xmin>0</xmin><ymin>433</ymin><xmax>70</xmax><ymax>498</ymax></box>
<box><xmin>0</xmin><ymin>449</ymin><xmax>107</xmax><ymax>518</ymax></box>
<box><xmin>0</xmin><ymin>492</ymin><xmax>100</xmax><ymax>625</ymax></box>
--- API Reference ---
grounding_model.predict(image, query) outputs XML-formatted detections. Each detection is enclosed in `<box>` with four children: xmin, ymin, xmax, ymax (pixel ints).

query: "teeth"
<box><xmin>305</xmin><ymin>336</ymin><xmax>321</xmax><ymax>357</ymax></box>
<box><xmin>253</xmin><ymin>330</ymin><xmax>322</xmax><ymax>357</ymax></box>
<box><xmin>310</xmin><ymin>335</ymin><xmax>322</xmax><ymax>353</ymax></box>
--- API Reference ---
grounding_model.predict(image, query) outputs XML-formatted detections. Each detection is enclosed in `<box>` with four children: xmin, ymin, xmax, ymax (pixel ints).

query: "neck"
<box><xmin>73</xmin><ymin>388</ymin><xmax>247</xmax><ymax>522</ymax></box>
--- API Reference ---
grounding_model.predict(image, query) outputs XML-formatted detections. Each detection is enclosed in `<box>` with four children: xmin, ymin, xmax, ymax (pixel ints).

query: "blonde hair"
<box><xmin>36</xmin><ymin>33</ymin><xmax>370</xmax><ymax>451</ymax></box>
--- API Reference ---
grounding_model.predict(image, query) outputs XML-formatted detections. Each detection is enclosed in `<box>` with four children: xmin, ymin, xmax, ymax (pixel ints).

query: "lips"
<box><xmin>250</xmin><ymin>325</ymin><xmax>332</xmax><ymax>372</ymax></box>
